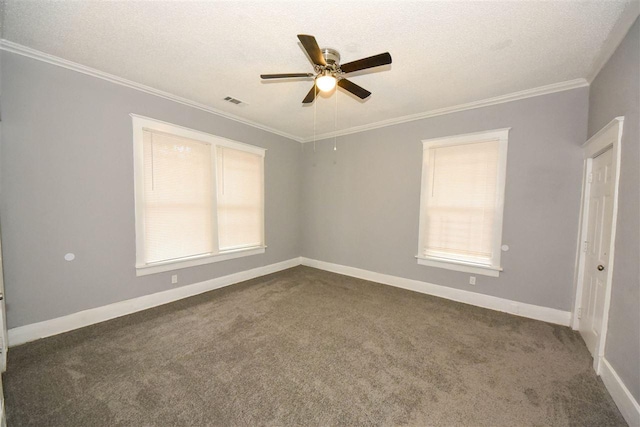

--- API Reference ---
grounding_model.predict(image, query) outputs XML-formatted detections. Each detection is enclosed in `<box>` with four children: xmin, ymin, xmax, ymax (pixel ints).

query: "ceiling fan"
<box><xmin>260</xmin><ymin>34</ymin><xmax>392</xmax><ymax>104</ymax></box>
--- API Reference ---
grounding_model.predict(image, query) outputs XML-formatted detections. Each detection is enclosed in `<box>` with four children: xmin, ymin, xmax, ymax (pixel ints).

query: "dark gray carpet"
<box><xmin>3</xmin><ymin>266</ymin><xmax>626</xmax><ymax>426</ymax></box>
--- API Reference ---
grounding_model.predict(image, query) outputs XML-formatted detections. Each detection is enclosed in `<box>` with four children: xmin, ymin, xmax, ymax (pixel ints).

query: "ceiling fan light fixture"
<box><xmin>316</xmin><ymin>71</ymin><xmax>336</xmax><ymax>92</ymax></box>
<box><xmin>260</xmin><ymin>34</ymin><xmax>392</xmax><ymax>103</ymax></box>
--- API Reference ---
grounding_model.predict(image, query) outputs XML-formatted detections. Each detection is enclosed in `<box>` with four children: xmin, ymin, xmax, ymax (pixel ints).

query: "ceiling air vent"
<box><xmin>223</xmin><ymin>96</ymin><xmax>244</xmax><ymax>105</ymax></box>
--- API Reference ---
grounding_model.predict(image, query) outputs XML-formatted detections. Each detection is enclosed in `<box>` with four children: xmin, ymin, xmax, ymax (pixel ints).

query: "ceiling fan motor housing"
<box><xmin>321</xmin><ymin>48</ymin><xmax>340</xmax><ymax>65</ymax></box>
<box><xmin>317</xmin><ymin>48</ymin><xmax>342</xmax><ymax>80</ymax></box>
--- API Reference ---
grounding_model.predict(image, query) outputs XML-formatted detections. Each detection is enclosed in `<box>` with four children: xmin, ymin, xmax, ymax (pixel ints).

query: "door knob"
<box><xmin>597</xmin><ymin>265</ymin><xmax>605</xmax><ymax>271</ymax></box>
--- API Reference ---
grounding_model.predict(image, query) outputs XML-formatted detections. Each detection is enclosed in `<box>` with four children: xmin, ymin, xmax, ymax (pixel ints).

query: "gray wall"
<box><xmin>301</xmin><ymin>88</ymin><xmax>588</xmax><ymax>311</ymax></box>
<box><xmin>0</xmin><ymin>51</ymin><xmax>302</xmax><ymax>329</ymax></box>
<box><xmin>588</xmin><ymin>18</ymin><xmax>639</xmax><ymax>403</ymax></box>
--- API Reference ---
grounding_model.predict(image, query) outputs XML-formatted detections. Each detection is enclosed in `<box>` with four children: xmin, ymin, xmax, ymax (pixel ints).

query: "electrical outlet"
<box><xmin>469</xmin><ymin>276</ymin><xmax>476</xmax><ymax>285</ymax></box>
<box><xmin>171</xmin><ymin>274</ymin><xmax>178</xmax><ymax>284</ymax></box>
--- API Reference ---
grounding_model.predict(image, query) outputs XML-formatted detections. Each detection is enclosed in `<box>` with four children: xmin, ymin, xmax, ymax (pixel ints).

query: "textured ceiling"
<box><xmin>2</xmin><ymin>1</ymin><xmax>638</xmax><ymax>140</ymax></box>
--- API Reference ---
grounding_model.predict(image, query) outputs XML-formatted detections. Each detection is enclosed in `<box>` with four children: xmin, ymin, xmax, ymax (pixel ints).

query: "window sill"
<box><xmin>136</xmin><ymin>246</ymin><xmax>266</xmax><ymax>276</ymax></box>
<box><xmin>415</xmin><ymin>255</ymin><xmax>502</xmax><ymax>277</ymax></box>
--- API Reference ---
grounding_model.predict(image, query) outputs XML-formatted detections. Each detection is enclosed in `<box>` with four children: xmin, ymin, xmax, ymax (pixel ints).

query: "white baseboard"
<box><xmin>600</xmin><ymin>358</ymin><xmax>640</xmax><ymax>427</ymax></box>
<box><xmin>9</xmin><ymin>256</ymin><xmax>573</xmax><ymax>347</ymax></box>
<box><xmin>8</xmin><ymin>257</ymin><xmax>302</xmax><ymax>347</ymax></box>
<box><xmin>300</xmin><ymin>257</ymin><xmax>571</xmax><ymax>326</ymax></box>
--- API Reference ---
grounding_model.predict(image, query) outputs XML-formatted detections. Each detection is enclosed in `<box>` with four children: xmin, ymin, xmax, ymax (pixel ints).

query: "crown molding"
<box><xmin>0</xmin><ymin>39</ymin><xmax>304</xmax><ymax>143</ymax></box>
<box><xmin>300</xmin><ymin>78</ymin><xmax>589</xmax><ymax>142</ymax></box>
<box><xmin>1</xmin><ymin>39</ymin><xmax>590</xmax><ymax>144</ymax></box>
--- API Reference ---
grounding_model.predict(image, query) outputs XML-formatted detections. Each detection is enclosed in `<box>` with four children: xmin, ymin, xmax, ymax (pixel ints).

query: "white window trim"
<box><xmin>131</xmin><ymin>114</ymin><xmax>266</xmax><ymax>276</ymax></box>
<box><xmin>415</xmin><ymin>256</ymin><xmax>502</xmax><ymax>277</ymax></box>
<box><xmin>136</xmin><ymin>247</ymin><xmax>266</xmax><ymax>276</ymax></box>
<box><xmin>416</xmin><ymin>128</ymin><xmax>510</xmax><ymax>277</ymax></box>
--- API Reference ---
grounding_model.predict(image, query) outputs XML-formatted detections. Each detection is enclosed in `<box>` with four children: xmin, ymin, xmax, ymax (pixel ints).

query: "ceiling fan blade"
<box><xmin>297</xmin><ymin>34</ymin><xmax>327</xmax><ymax>66</ymax></box>
<box><xmin>302</xmin><ymin>85</ymin><xmax>317</xmax><ymax>104</ymax></box>
<box><xmin>340</xmin><ymin>52</ymin><xmax>392</xmax><ymax>74</ymax></box>
<box><xmin>260</xmin><ymin>73</ymin><xmax>314</xmax><ymax>79</ymax></box>
<box><xmin>337</xmin><ymin>79</ymin><xmax>371</xmax><ymax>99</ymax></box>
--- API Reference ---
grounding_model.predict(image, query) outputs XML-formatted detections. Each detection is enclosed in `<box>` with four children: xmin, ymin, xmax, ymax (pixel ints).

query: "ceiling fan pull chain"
<box><xmin>313</xmin><ymin>84</ymin><xmax>317</xmax><ymax>153</ymax></box>
<box><xmin>334</xmin><ymin>90</ymin><xmax>338</xmax><ymax>152</ymax></box>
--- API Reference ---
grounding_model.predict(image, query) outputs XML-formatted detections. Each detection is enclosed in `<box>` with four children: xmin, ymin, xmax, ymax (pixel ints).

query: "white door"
<box><xmin>579</xmin><ymin>147</ymin><xmax>615</xmax><ymax>357</ymax></box>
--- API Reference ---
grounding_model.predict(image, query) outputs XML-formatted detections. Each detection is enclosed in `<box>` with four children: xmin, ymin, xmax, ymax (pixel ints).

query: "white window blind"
<box><xmin>418</xmin><ymin>132</ymin><xmax>506</xmax><ymax>269</ymax></box>
<box><xmin>133</xmin><ymin>115</ymin><xmax>266</xmax><ymax>275</ymax></box>
<box><xmin>216</xmin><ymin>146</ymin><xmax>264</xmax><ymax>250</ymax></box>
<box><xmin>142</xmin><ymin>129</ymin><xmax>214</xmax><ymax>264</ymax></box>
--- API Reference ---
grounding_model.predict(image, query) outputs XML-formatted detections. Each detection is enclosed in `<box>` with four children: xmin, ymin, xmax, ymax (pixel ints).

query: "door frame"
<box><xmin>571</xmin><ymin>116</ymin><xmax>623</xmax><ymax>374</ymax></box>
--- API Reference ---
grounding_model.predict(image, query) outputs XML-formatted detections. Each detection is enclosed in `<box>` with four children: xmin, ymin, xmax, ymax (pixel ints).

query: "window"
<box><xmin>132</xmin><ymin>115</ymin><xmax>265</xmax><ymax>276</ymax></box>
<box><xmin>417</xmin><ymin>129</ymin><xmax>509</xmax><ymax>277</ymax></box>
<box><xmin>216</xmin><ymin>146</ymin><xmax>264</xmax><ymax>251</ymax></box>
